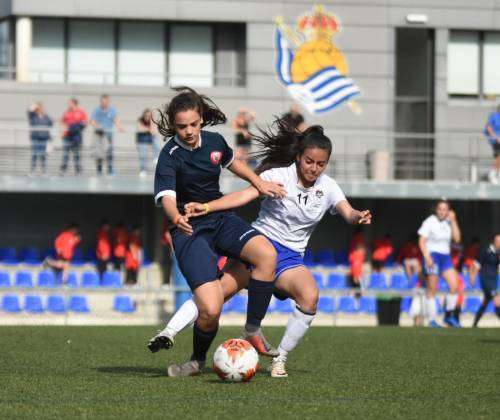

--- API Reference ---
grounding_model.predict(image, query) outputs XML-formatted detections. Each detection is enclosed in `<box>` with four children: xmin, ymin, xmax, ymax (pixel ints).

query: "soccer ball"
<box><xmin>213</xmin><ymin>339</ymin><xmax>259</xmax><ymax>382</ymax></box>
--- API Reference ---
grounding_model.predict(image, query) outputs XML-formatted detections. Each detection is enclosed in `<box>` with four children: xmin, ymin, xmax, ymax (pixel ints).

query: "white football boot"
<box><xmin>167</xmin><ymin>360</ymin><xmax>204</xmax><ymax>377</ymax></box>
<box><xmin>270</xmin><ymin>357</ymin><xmax>288</xmax><ymax>378</ymax></box>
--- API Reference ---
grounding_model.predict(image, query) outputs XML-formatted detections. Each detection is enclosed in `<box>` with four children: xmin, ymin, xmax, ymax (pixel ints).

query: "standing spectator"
<box><xmin>136</xmin><ymin>108</ymin><xmax>159</xmax><ymax>178</ymax></box>
<box><xmin>281</xmin><ymin>103</ymin><xmax>307</xmax><ymax>132</ymax></box>
<box><xmin>462</xmin><ymin>237</ymin><xmax>480</xmax><ymax>282</ymax></box>
<box><xmin>349</xmin><ymin>242</ymin><xmax>366</xmax><ymax>289</ymax></box>
<box><xmin>96</xmin><ymin>219</ymin><xmax>112</xmax><ymax>281</ymax></box>
<box><xmin>113</xmin><ymin>221</ymin><xmax>128</xmax><ymax>271</ymax></box>
<box><xmin>231</xmin><ymin>107</ymin><xmax>255</xmax><ymax>163</ymax></box>
<box><xmin>27</xmin><ymin>102</ymin><xmax>53</xmax><ymax>176</ymax></box>
<box><xmin>125</xmin><ymin>226</ymin><xmax>142</xmax><ymax>285</ymax></box>
<box><xmin>60</xmin><ymin>98</ymin><xmax>87</xmax><ymax>175</ymax></box>
<box><xmin>43</xmin><ymin>223</ymin><xmax>81</xmax><ymax>283</ymax></box>
<box><xmin>484</xmin><ymin>104</ymin><xmax>500</xmax><ymax>184</ymax></box>
<box><xmin>371</xmin><ymin>233</ymin><xmax>394</xmax><ymax>272</ymax></box>
<box><xmin>397</xmin><ymin>234</ymin><xmax>422</xmax><ymax>282</ymax></box>
<box><xmin>90</xmin><ymin>94</ymin><xmax>123</xmax><ymax>176</ymax></box>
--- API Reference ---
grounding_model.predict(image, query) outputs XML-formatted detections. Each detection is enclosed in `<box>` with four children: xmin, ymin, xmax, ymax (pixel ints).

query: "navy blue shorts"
<box><xmin>480</xmin><ymin>276</ymin><xmax>498</xmax><ymax>296</ymax></box>
<box><xmin>172</xmin><ymin>211</ymin><xmax>262</xmax><ymax>291</ymax></box>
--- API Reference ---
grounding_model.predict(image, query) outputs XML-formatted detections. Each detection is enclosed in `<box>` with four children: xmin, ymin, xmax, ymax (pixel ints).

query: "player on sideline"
<box><xmin>418</xmin><ymin>200</ymin><xmax>462</xmax><ymax>328</ymax></box>
<box><xmin>471</xmin><ymin>233</ymin><xmax>500</xmax><ymax>327</ymax></box>
<box><xmin>150</xmin><ymin>87</ymin><xmax>286</xmax><ymax>377</ymax></box>
<box><xmin>153</xmin><ymin>118</ymin><xmax>372</xmax><ymax>378</ymax></box>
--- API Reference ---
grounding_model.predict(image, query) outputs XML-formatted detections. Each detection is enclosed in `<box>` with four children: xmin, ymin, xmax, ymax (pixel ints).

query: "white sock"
<box><xmin>277</xmin><ymin>306</ymin><xmax>315</xmax><ymax>361</ymax></box>
<box><xmin>445</xmin><ymin>294</ymin><xmax>458</xmax><ymax>312</ymax></box>
<box><xmin>409</xmin><ymin>296</ymin><xmax>422</xmax><ymax>318</ymax></box>
<box><xmin>425</xmin><ymin>297</ymin><xmax>437</xmax><ymax>322</ymax></box>
<box><xmin>162</xmin><ymin>299</ymin><xmax>198</xmax><ymax>337</ymax></box>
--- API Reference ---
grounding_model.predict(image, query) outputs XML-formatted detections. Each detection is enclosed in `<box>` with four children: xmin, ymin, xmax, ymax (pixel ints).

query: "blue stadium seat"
<box><xmin>368</xmin><ymin>273</ymin><xmax>387</xmax><ymax>289</ymax></box>
<box><xmin>102</xmin><ymin>272</ymin><xmax>122</xmax><ymax>288</ymax></box>
<box><xmin>486</xmin><ymin>300</ymin><xmax>494</xmax><ymax>313</ymax></box>
<box><xmin>314</xmin><ymin>249</ymin><xmax>335</xmax><ymax>266</ymax></box>
<box><xmin>303</xmin><ymin>250</ymin><xmax>315</xmax><ymax>267</ymax></box>
<box><xmin>25</xmin><ymin>295</ymin><xmax>44</xmax><ymax>313</ymax></box>
<box><xmin>47</xmin><ymin>295</ymin><xmax>66</xmax><ymax>313</ymax></box>
<box><xmin>274</xmin><ymin>299</ymin><xmax>294</xmax><ymax>313</ymax></box>
<box><xmin>338</xmin><ymin>296</ymin><xmax>358</xmax><ymax>313</ymax></box>
<box><xmin>15</xmin><ymin>271</ymin><xmax>33</xmax><ymax>288</ymax></box>
<box><xmin>85</xmin><ymin>249</ymin><xmax>97</xmax><ymax>263</ymax></box>
<box><xmin>20</xmin><ymin>247</ymin><xmax>41</xmax><ymax>264</ymax></box>
<box><xmin>313</xmin><ymin>272</ymin><xmax>325</xmax><ymax>289</ymax></box>
<box><xmin>327</xmin><ymin>273</ymin><xmax>347</xmax><ymax>289</ymax></box>
<box><xmin>408</xmin><ymin>273</ymin><xmax>419</xmax><ymax>288</ymax></box>
<box><xmin>68</xmin><ymin>295</ymin><xmax>90</xmax><ymax>313</ymax></box>
<box><xmin>360</xmin><ymin>296</ymin><xmax>377</xmax><ymax>314</ymax></box>
<box><xmin>0</xmin><ymin>271</ymin><xmax>11</xmax><ymax>287</ymax></box>
<box><xmin>463</xmin><ymin>297</ymin><xmax>481</xmax><ymax>313</ymax></box>
<box><xmin>2</xmin><ymin>294</ymin><xmax>21</xmax><ymax>312</ymax></box>
<box><xmin>438</xmin><ymin>278</ymin><xmax>450</xmax><ymax>292</ymax></box>
<box><xmin>37</xmin><ymin>270</ymin><xmax>57</xmax><ymax>288</ymax></box>
<box><xmin>436</xmin><ymin>298</ymin><xmax>444</xmax><ymax>314</ymax></box>
<box><xmin>81</xmin><ymin>271</ymin><xmax>100</xmax><ymax>288</ymax></box>
<box><xmin>71</xmin><ymin>249</ymin><xmax>85</xmax><ymax>266</ymax></box>
<box><xmin>400</xmin><ymin>296</ymin><xmax>412</xmax><ymax>313</ymax></box>
<box><xmin>174</xmin><ymin>291</ymin><xmax>192</xmax><ymax>311</ymax></box>
<box><xmin>113</xmin><ymin>295</ymin><xmax>135</xmax><ymax>313</ymax></box>
<box><xmin>63</xmin><ymin>272</ymin><xmax>78</xmax><ymax>288</ymax></box>
<box><xmin>390</xmin><ymin>273</ymin><xmax>408</xmax><ymax>290</ymax></box>
<box><xmin>42</xmin><ymin>248</ymin><xmax>57</xmax><ymax>259</ymax></box>
<box><xmin>0</xmin><ymin>247</ymin><xmax>19</xmax><ymax>264</ymax></box>
<box><xmin>227</xmin><ymin>294</ymin><xmax>247</xmax><ymax>313</ymax></box>
<box><xmin>317</xmin><ymin>296</ymin><xmax>334</xmax><ymax>313</ymax></box>
<box><xmin>333</xmin><ymin>249</ymin><xmax>349</xmax><ymax>266</ymax></box>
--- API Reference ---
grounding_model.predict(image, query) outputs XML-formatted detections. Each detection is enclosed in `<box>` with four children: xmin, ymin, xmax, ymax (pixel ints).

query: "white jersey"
<box><xmin>252</xmin><ymin>163</ymin><xmax>347</xmax><ymax>253</ymax></box>
<box><xmin>417</xmin><ymin>214</ymin><xmax>452</xmax><ymax>254</ymax></box>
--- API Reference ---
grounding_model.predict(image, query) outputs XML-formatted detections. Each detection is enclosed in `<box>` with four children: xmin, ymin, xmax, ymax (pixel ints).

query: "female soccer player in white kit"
<box><xmin>418</xmin><ymin>199</ymin><xmax>462</xmax><ymax>328</ymax></box>
<box><xmin>150</xmin><ymin>119</ymin><xmax>372</xmax><ymax>377</ymax></box>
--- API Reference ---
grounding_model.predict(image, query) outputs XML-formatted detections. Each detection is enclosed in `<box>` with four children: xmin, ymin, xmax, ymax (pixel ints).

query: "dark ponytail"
<box><xmin>155</xmin><ymin>86</ymin><xmax>227</xmax><ymax>138</ymax></box>
<box><xmin>252</xmin><ymin>117</ymin><xmax>332</xmax><ymax>174</ymax></box>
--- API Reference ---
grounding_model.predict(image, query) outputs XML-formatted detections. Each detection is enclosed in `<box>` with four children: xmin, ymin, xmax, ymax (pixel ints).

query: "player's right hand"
<box><xmin>424</xmin><ymin>255</ymin><xmax>434</xmax><ymax>269</ymax></box>
<box><xmin>174</xmin><ymin>215</ymin><xmax>193</xmax><ymax>236</ymax></box>
<box><xmin>256</xmin><ymin>180</ymin><xmax>287</xmax><ymax>199</ymax></box>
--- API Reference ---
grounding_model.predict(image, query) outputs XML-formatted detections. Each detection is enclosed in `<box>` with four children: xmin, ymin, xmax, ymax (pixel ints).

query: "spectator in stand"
<box><xmin>281</xmin><ymin>103</ymin><xmax>307</xmax><ymax>132</ymax></box>
<box><xmin>231</xmin><ymin>107</ymin><xmax>256</xmax><ymax>163</ymax></box>
<box><xmin>43</xmin><ymin>222</ymin><xmax>81</xmax><ymax>282</ymax></box>
<box><xmin>60</xmin><ymin>98</ymin><xmax>87</xmax><ymax>175</ymax></box>
<box><xmin>471</xmin><ymin>233</ymin><xmax>500</xmax><ymax>327</ymax></box>
<box><xmin>136</xmin><ymin>108</ymin><xmax>159</xmax><ymax>178</ymax></box>
<box><xmin>27</xmin><ymin>102</ymin><xmax>53</xmax><ymax>176</ymax></box>
<box><xmin>349</xmin><ymin>242</ymin><xmax>366</xmax><ymax>290</ymax></box>
<box><xmin>371</xmin><ymin>233</ymin><xmax>394</xmax><ymax>272</ymax></box>
<box><xmin>90</xmin><ymin>94</ymin><xmax>123</xmax><ymax>176</ymax></box>
<box><xmin>96</xmin><ymin>219</ymin><xmax>112</xmax><ymax>281</ymax></box>
<box><xmin>462</xmin><ymin>237</ymin><xmax>480</xmax><ymax>283</ymax></box>
<box><xmin>125</xmin><ymin>226</ymin><xmax>142</xmax><ymax>286</ymax></box>
<box><xmin>113</xmin><ymin>221</ymin><xmax>128</xmax><ymax>271</ymax></box>
<box><xmin>484</xmin><ymin>104</ymin><xmax>500</xmax><ymax>184</ymax></box>
<box><xmin>397</xmin><ymin>234</ymin><xmax>422</xmax><ymax>282</ymax></box>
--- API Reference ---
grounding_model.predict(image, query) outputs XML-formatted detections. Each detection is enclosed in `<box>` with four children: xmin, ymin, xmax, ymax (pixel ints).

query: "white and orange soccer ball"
<box><xmin>213</xmin><ymin>338</ymin><xmax>259</xmax><ymax>382</ymax></box>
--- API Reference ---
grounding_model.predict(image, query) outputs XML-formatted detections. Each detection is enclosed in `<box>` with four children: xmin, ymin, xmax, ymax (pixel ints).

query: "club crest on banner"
<box><xmin>274</xmin><ymin>5</ymin><xmax>361</xmax><ymax>115</ymax></box>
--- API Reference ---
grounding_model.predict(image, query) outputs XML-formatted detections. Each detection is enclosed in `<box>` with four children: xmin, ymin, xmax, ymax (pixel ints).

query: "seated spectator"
<box><xmin>462</xmin><ymin>237</ymin><xmax>480</xmax><ymax>282</ymax></box>
<box><xmin>43</xmin><ymin>222</ymin><xmax>81</xmax><ymax>282</ymax></box>
<box><xmin>96</xmin><ymin>219</ymin><xmax>112</xmax><ymax>281</ymax></box>
<box><xmin>281</xmin><ymin>103</ymin><xmax>307</xmax><ymax>132</ymax></box>
<box><xmin>349</xmin><ymin>243</ymin><xmax>365</xmax><ymax>291</ymax></box>
<box><xmin>60</xmin><ymin>98</ymin><xmax>87</xmax><ymax>176</ymax></box>
<box><xmin>125</xmin><ymin>226</ymin><xmax>142</xmax><ymax>286</ymax></box>
<box><xmin>484</xmin><ymin>104</ymin><xmax>500</xmax><ymax>184</ymax></box>
<box><xmin>372</xmin><ymin>233</ymin><xmax>394</xmax><ymax>272</ymax></box>
<box><xmin>231</xmin><ymin>107</ymin><xmax>256</xmax><ymax>163</ymax></box>
<box><xmin>27</xmin><ymin>102</ymin><xmax>53</xmax><ymax>176</ymax></box>
<box><xmin>113</xmin><ymin>222</ymin><xmax>128</xmax><ymax>271</ymax></box>
<box><xmin>397</xmin><ymin>234</ymin><xmax>422</xmax><ymax>281</ymax></box>
<box><xmin>136</xmin><ymin>108</ymin><xmax>159</xmax><ymax>178</ymax></box>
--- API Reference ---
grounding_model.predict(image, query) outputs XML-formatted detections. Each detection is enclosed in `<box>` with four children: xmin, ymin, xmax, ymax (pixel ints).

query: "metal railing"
<box><xmin>0</xmin><ymin>126</ymin><xmax>495</xmax><ymax>182</ymax></box>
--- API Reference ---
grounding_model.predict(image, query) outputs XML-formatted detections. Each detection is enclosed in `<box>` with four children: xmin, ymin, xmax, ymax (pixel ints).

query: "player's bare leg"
<box><xmin>442</xmin><ymin>268</ymin><xmax>461</xmax><ymax>328</ymax></box>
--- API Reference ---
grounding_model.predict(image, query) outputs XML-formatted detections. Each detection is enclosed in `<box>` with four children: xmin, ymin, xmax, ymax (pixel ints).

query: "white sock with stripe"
<box><xmin>162</xmin><ymin>298</ymin><xmax>198</xmax><ymax>337</ymax></box>
<box><xmin>277</xmin><ymin>305</ymin><xmax>315</xmax><ymax>361</ymax></box>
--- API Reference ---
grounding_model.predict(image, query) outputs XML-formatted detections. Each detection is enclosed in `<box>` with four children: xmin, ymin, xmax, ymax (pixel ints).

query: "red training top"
<box><xmin>55</xmin><ymin>230</ymin><xmax>81</xmax><ymax>261</ymax></box>
<box><xmin>96</xmin><ymin>228</ymin><xmax>111</xmax><ymax>261</ymax></box>
<box><xmin>125</xmin><ymin>235</ymin><xmax>142</xmax><ymax>271</ymax></box>
<box><xmin>113</xmin><ymin>227</ymin><xmax>129</xmax><ymax>259</ymax></box>
<box><xmin>61</xmin><ymin>107</ymin><xmax>88</xmax><ymax>137</ymax></box>
<box><xmin>372</xmin><ymin>238</ymin><xmax>394</xmax><ymax>262</ymax></box>
<box><xmin>397</xmin><ymin>241</ymin><xmax>422</xmax><ymax>262</ymax></box>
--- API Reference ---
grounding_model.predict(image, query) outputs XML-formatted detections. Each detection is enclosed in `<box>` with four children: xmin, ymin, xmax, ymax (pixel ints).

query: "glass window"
<box><xmin>0</xmin><ymin>19</ymin><xmax>13</xmax><ymax>79</ymax></box>
<box><xmin>29</xmin><ymin>19</ymin><xmax>65</xmax><ymax>83</ymax></box>
<box><xmin>447</xmin><ymin>31</ymin><xmax>479</xmax><ymax>95</ymax></box>
<box><xmin>118</xmin><ymin>22</ymin><xmax>165</xmax><ymax>86</ymax></box>
<box><xmin>169</xmin><ymin>24</ymin><xmax>213</xmax><ymax>87</ymax></box>
<box><xmin>483</xmin><ymin>32</ymin><xmax>500</xmax><ymax>96</ymax></box>
<box><xmin>68</xmin><ymin>20</ymin><xmax>115</xmax><ymax>84</ymax></box>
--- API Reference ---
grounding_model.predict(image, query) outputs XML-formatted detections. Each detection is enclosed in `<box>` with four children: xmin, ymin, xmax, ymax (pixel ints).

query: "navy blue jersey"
<box><xmin>479</xmin><ymin>245</ymin><xmax>499</xmax><ymax>279</ymax></box>
<box><xmin>154</xmin><ymin>130</ymin><xmax>234</xmax><ymax>212</ymax></box>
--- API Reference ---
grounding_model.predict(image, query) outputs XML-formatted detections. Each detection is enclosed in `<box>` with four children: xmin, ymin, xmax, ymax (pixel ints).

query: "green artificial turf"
<box><xmin>0</xmin><ymin>326</ymin><xmax>499</xmax><ymax>419</ymax></box>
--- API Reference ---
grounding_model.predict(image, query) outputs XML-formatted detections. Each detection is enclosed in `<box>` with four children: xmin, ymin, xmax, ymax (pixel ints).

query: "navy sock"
<box><xmin>191</xmin><ymin>323</ymin><xmax>218</xmax><ymax>363</ymax></box>
<box><xmin>246</xmin><ymin>278</ymin><xmax>275</xmax><ymax>329</ymax></box>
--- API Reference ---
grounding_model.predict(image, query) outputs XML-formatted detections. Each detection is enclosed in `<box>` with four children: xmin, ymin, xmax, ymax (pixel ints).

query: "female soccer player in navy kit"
<box><xmin>151</xmin><ymin>87</ymin><xmax>286</xmax><ymax>376</ymax></box>
<box><xmin>153</xmin><ymin>118</ymin><xmax>372</xmax><ymax>378</ymax></box>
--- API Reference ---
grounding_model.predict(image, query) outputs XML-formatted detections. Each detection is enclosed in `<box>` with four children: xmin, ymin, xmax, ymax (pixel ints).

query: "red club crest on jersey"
<box><xmin>210</xmin><ymin>151</ymin><xmax>222</xmax><ymax>165</ymax></box>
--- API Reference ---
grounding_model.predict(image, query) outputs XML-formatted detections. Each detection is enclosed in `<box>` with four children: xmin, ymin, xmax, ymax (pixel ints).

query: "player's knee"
<box><xmin>198</xmin><ymin>306</ymin><xmax>221</xmax><ymax>327</ymax></box>
<box><xmin>297</xmin><ymin>288</ymin><xmax>319</xmax><ymax>313</ymax></box>
<box><xmin>254</xmin><ymin>246</ymin><xmax>277</xmax><ymax>275</ymax></box>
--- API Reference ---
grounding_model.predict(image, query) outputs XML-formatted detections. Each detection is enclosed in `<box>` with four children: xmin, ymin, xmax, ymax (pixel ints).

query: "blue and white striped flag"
<box><xmin>275</xmin><ymin>28</ymin><xmax>360</xmax><ymax>114</ymax></box>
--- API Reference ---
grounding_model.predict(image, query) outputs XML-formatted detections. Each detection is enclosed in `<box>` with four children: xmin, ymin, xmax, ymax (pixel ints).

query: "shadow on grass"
<box><xmin>96</xmin><ymin>366</ymin><xmax>166</xmax><ymax>378</ymax></box>
<box><xmin>479</xmin><ymin>339</ymin><xmax>500</xmax><ymax>345</ymax></box>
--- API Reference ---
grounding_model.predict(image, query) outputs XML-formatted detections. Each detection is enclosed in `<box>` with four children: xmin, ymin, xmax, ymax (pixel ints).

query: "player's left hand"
<box><xmin>184</xmin><ymin>202</ymin><xmax>207</xmax><ymax>218</ymax></box>
<box><xmin>358</xmin><ymin>210</ymin><xmax>372</xmax><ymax>225</ymax></box>
<box><xmin>256</xmin><ymin>180</ymin><xmax>286</xmax><ymax>199</ymax></box>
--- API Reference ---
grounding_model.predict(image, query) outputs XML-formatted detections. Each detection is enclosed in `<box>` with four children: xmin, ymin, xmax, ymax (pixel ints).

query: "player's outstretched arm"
<box><xmin>227</xmin><ymin>159</ymin><xmax>286</xmax><ymax>198</ymax></box>
<box><xmin>336</xmin><ymin>201</ymin><xmax>372</xmax><ymax>225</ymax></box>
<box><xmin>185</xmin><ymin>187</ymin><xmax>260</xmax><ymax>217</ymax></box>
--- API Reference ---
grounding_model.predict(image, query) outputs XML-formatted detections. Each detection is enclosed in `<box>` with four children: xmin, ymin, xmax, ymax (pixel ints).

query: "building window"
<box><xmin>0</xmin><ymin>19</ymin><xmax>14</xmax><ymax>79</ymax></box>
<box><xmin>447</xmin><ymin>30</ymin><xmax>500</xmax><ymax>98</ymax></box>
